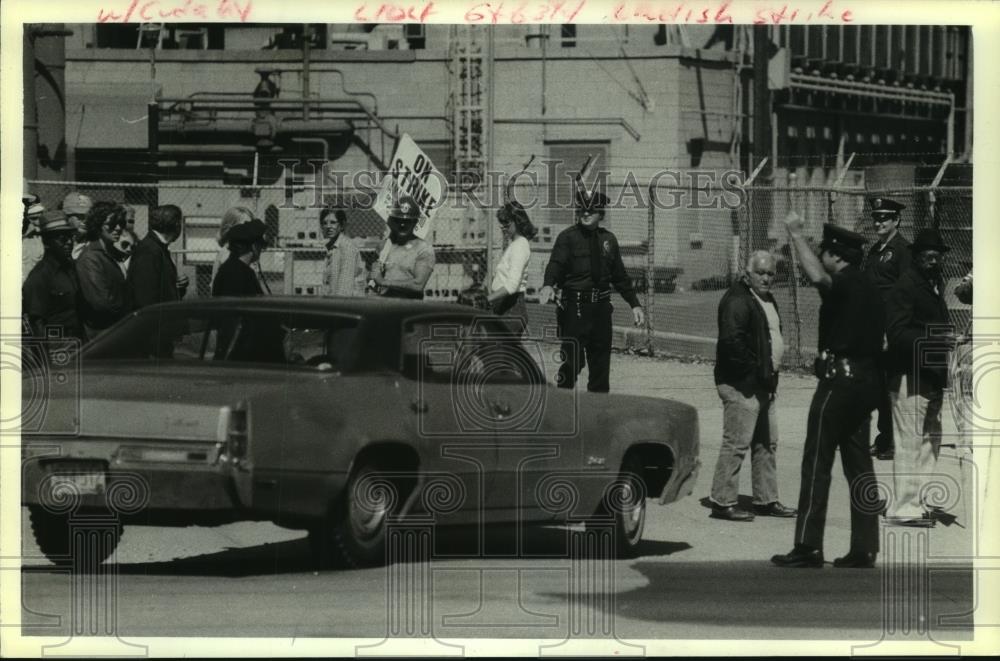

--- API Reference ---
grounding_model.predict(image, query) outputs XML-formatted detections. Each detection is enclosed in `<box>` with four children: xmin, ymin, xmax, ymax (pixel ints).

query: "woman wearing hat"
<box><xmin>487</xmin><ymin>201</ymin><xmax>536</xmax><ymax>333</ymax></box>
<box><xmin>211</xmin><ymin>206</ymin><xmax>255</xmax><ymax>288</ymax></box>
<box><xmin>212</xmin><ymin>219</ymin><xmax>269</xmax><ymax>297</ymax></box>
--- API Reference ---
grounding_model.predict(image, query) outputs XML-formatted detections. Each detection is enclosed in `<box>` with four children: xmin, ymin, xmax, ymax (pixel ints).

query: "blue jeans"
<box><xmin>709</xmin><ymin>383</ymin><xmax>780</xmax><ymax>507</ymax></box>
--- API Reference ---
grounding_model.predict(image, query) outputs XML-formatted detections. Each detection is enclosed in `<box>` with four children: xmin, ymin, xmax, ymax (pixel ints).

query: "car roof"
<box><xmin>137</xmin><ymin>296</ymin><xmax>481</xmax><ymax>324</ymax></box>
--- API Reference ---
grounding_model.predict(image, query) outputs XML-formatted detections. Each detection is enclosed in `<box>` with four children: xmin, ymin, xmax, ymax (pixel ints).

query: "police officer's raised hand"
<box><xmin>538</xmin><ymin>285</ymin><xmax>556</xmax><ymax>305</ymax></box>
<box><xmin>783</xmin><ymin>211</ymin><xmax>805</xmax><ymax>234</ymax></box>
<box><xmin>632</xmin><ymin>306</ymin><xmax>645</xmax><ymax>327</ymax></box>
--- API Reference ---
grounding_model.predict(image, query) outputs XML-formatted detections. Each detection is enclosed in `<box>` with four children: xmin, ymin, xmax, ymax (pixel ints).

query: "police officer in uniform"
<box><xmin>860</xmin><ymin>197</ymin><xmax>911</xmax><ymax>460</ymax></box>
<box><xmin>538</xmin><ymin>190</ymin><xmax>645</xmax><ymax>393</ymax></box>
<box><xmin>772</xmin><ymin>217</ymin><xmax>885</xmax><ymax>569</ymax></box>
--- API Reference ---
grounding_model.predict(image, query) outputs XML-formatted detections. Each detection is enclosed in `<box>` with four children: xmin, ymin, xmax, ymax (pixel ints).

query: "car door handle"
<box><xmin>410</xmin><ymin>398</ymin><xmax>429</xmax><ymax>414</ymax></box>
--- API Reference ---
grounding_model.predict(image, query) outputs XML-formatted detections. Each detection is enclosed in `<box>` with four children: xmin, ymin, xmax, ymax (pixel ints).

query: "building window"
<box><xmin>560</xmin><ymin>24</ymin><xmax>576</xmax><ymax>48</ymax></box>
<box><xmin>97</xmin><ymin>23</ymin><xmax>224</xmax><ymax>49</ymax></box>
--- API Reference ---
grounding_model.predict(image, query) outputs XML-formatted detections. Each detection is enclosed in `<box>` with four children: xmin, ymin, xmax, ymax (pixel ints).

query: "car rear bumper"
<box><xmin>22</xmin><ymin>439</ymin><xmax>239</xmax><ymax>513</ymax></box>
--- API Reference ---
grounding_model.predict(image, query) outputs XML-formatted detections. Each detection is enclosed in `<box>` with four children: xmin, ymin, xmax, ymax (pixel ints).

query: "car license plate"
<box><xmin>50</xmin><ymin>471</ymin><xmax>106</xmax><ymax>495</ymax></box>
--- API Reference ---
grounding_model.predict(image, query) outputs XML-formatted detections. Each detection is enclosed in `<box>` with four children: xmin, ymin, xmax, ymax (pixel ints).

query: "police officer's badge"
<box><xmin>880</xmin><ymin>249</ymin><xmax>893</xmax><ymax>263</ymax></box>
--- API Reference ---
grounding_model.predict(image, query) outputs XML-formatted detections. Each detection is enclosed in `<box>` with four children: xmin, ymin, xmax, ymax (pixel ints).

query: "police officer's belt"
<box><xmin>814</xmin><ymin>350</ymin><xmax>877</xmax><ymax>380</ymax></box>
<box><xmin>565</xmin><ymin>289</ymin><xmax>611</xmax><ymax>303</ymax></box>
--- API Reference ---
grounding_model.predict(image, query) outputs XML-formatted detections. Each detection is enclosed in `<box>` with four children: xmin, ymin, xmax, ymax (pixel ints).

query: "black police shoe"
<box><xmin>771</xmin><ymin>545</ymin><xmax>824</xmax><ymax>568</ymax></box>
<box><xmin>833</xmin><ymin>550</ymin><xmax>877</xmax><ymax>568</ymax></box>
<box><xmin>710</xmin><ymin>504</ymin><xmax>755</xmax><ymax>522</ymax></box>
<box><xmin>753</xmin><ymin>502</ymin><xmax>797</xmax><ymax>517</ymax></box>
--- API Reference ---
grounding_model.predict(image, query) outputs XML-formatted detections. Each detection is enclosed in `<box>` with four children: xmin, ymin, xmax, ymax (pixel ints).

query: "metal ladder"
<box><xmin>446</xmin><ymin>26</ymin><xmax>488</xmax><ymax>185</ymax></box>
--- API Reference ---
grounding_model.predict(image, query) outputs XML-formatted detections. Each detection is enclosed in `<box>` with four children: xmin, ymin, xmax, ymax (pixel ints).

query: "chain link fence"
<box><xmin>25</xmin><ymin>177</ymin><xmax>972</xmax><ymax>369</ymax></box>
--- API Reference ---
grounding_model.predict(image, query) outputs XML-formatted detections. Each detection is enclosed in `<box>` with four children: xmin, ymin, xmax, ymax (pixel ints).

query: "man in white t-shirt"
<box><xmin>708</xmin><ymin>250</ymin><xmax>796</xmax><ymax>522</ymax></box>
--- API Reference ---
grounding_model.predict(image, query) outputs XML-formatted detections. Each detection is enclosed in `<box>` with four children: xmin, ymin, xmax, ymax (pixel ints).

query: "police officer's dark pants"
<box><xmin>795</xmin><ymin>374</ymin><xmax>881</xmax><ymax>554</ymax></box>
<box><xmin>853</xmin><ymin>367</ymin><xmax>894</xmax><ymax>452</ymax></box>
<box><xmin>556</xmin><ymin>296</ymin><xmax>612</xmax><ymax>393</ymax></box>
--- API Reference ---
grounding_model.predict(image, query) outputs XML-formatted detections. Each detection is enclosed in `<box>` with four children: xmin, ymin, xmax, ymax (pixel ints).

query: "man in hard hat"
<box><xmin>371</xmin><ymin>195</ymin><xmax>435</xmax><ymax>299</ymax></box>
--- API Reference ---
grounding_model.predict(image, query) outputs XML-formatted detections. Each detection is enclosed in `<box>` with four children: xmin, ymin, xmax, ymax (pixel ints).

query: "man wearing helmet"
<box><xmin>371</xmin><ymin>194</ymin><xmax>436</xmax><ymax>299</ymax></box>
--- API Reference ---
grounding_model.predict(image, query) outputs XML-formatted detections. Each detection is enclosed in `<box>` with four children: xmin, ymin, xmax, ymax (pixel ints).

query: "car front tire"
<box><xmin>587</xmin><ymin>454</ymin><xmax>646</xmax><ymax>558</ymax></box>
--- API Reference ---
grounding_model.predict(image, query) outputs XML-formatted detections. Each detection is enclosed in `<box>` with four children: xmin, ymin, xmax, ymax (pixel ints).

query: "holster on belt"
<box><xmin>813</xmin><ymin>350</ymin><xmax>872</xmax><ymax>380</ymax></box>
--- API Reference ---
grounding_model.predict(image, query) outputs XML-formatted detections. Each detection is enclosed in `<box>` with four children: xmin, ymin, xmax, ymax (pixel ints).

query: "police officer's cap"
<box><xmin>575</xmin><ymin>190</ymin><xmax>609</xmax><ymax>213</ymax></box>
<box><xmin>38</xmin><ymin>210</ymin><xmax>75</xmax><ymax>235</ymax></box>
<box><xmin>388</xmin><ymin>195</ymin><xmax>422</xmax><ymax>224</ymax></box>
<box><xmin>869</xmin><ymin>197</ymin><xmax>905</xmax><ymax>216</ymax></box>
<box><xmin>227</xmin><ymin>218</ymin><xmax>268</xmax><ymax>244</ymax></box>
<box><xmin>819</xmin><ymin>223</ymin><xmax>866</xmax><ymax>252</ymax></box>
<box><xmin>909</xmin><ymin>228</ymin><xmax>950</xmax><ymax>254</ymax></box>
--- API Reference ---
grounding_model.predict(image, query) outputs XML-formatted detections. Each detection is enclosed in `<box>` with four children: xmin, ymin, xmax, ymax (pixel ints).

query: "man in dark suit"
<box><xmin>127</xmin><ymin>204</ymin><xmax>188</xmax><ymax>309</ymax></box>
<box><xmin>884</xmin><ymin>229</ymin><xmax>955</xmax><ymax>527</ymax></box>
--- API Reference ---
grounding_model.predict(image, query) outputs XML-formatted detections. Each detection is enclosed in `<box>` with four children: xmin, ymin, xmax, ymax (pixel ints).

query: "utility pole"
<box><xmin>750</xmin><ymin>25</ymin><xmax>773</xmax><ymax>254</ymax></box>
<box><xmin>752</xmin><ymin>25</ymin><xmax>772</xmax><ymax>182</ymax></box>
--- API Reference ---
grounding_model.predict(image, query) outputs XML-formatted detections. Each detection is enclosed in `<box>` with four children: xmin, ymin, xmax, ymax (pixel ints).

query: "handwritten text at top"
<box><xmin>97</xmin><ymin>0</ymin><xmax>253</xmax><ymax>23</ymax></box>
<box><xmin>610</xmin><ymin>1</ymin><xmax>852</xmax><ymax>24</ymax></box>
<box><xmin>355</xmin><ymin>0</ymin><xmax>853</xmax><ymax>24</ymax></box>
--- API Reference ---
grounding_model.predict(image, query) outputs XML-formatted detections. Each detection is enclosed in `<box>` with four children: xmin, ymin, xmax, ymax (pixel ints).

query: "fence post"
<box><xmin>283</xmin><ymin>248</ymin><xmax>294</xmax><ymax>295</ymax></box>
<box><xmin>644</xmin><ymin>183</ymin><xmax>655</xmax><ymax>354</ymax></box>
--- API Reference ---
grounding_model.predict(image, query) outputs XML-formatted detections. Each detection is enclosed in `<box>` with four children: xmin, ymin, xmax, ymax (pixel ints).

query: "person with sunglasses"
<box><xmin>487</xmin><ymin>201</ymin><xmax>536</xmax><ymax>334</ymax></box>
<box><xmin>859</xmin><ymin>197</ymin><xmax>911</xmax><ymax>461</ymax></box>
<box><xmin>76</xmin><ymin>202</ymin><xmax>132</xmax><ymax>337</ymax></box>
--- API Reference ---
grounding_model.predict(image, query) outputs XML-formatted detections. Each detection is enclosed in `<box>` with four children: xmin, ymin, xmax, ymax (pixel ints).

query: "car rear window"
<box><xmin>84</xmin><ymin>309</ymin><xmax>363</xmax><ymax>372</ymax></box>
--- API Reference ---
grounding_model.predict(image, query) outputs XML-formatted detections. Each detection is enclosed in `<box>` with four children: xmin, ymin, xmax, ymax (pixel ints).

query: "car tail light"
<box><xmin>223</xmin><ymin>405</ymin><xmax>249</xmax><ymax>461</ymax></box>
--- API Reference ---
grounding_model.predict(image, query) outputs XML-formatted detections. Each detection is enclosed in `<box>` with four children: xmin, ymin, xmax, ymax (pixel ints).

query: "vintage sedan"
<box><xmin>22</xmin><ymin>297</ymin><xmax>699</xmax><ymax>568</ymax></box>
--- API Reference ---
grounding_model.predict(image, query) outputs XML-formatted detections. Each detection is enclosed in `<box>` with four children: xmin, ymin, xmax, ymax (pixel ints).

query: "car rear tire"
<box><xmin>587</xmin><ymin>454</ymin><xmax>646</xmax><ymax>558</ymax></box>
<box><xmin>312</xmin><ymin>462</ymin><xmax>398</xmax><ymax>569</ymax></box>
<box><xmin>28</xmin><ymin>505</ymin><xmax>121</xmax><ymax>569</ymax></box>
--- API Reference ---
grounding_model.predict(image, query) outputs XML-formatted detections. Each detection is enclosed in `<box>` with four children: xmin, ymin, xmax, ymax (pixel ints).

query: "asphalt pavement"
<box><xmin>16</xmin><ymin>354</ymin><xmax>981</xmax><ymax>649</ymax></box>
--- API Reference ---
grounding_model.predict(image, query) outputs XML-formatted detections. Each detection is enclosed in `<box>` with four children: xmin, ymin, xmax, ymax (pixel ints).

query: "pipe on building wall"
<box><xmin>495</xmin><ymin>117</ymin><xmax>641</xmax><ymax>141</ymax></box>
<box><xmin>371</xmin><ymin>115</ymin><xmax>643</xmax><ymax>142</ymax></box>
<box><xmin>159</xmin><ymin>96</ymin><xmax>399</xmax><ymax>139</ymax></box>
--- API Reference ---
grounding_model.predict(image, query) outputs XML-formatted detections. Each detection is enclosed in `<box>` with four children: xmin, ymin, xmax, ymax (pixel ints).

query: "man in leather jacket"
<box><xmin>708</xmin><ymin>251</ymin><xmax>796</xmax><ymax>522</ymax></box>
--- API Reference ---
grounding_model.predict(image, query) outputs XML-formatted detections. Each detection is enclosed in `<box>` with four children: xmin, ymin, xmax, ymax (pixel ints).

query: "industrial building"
<box><xmin>26</xmin><ymin>23</ymin><xmax>971</xmax><ymax>297</ymax></box>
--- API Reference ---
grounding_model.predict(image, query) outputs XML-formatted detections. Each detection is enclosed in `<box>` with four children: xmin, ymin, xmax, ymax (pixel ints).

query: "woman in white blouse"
<box><xmin>487</xmin><ymin>201</ymin><xmax>537</xmax><ymax>333</ymax></box>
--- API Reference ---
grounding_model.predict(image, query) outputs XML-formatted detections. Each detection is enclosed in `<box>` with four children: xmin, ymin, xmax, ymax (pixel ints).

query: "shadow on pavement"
<box><xmin>21</xmin><ymin>526</ymin><xmax>693</xmax><ymax>578</ymax></box>
<box><xmin>538</xmin><ymin>559</ymin><xmax>974</xmax><ymax>636</ymax></box>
